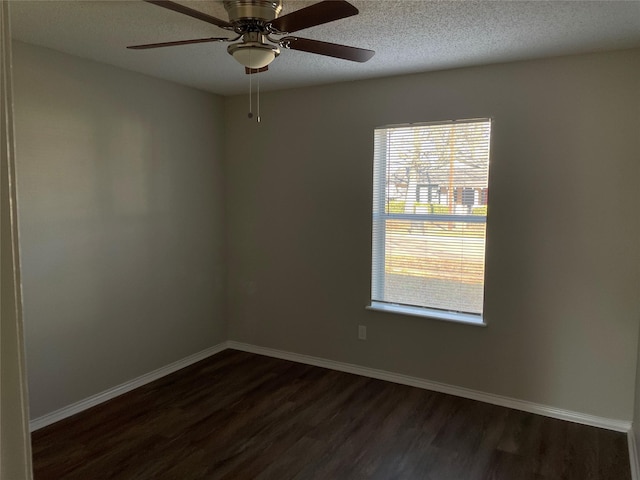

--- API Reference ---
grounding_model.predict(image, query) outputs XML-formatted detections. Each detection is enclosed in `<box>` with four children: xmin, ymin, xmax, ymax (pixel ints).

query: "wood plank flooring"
<box><xmin>32</xmin><ymin>349</ymin><xmax>631</xmax><ymax>480</ymax></box>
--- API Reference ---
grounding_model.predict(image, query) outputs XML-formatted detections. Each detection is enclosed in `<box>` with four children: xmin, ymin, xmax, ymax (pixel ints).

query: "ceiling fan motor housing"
<box><xmin>223</xmin><ymin>0</ymin><xmax>283</xmax><ymax>25</ymax></box>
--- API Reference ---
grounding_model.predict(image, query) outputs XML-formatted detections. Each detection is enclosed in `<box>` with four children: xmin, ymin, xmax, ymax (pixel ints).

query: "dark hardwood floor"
<box><xmin>32</xmin><ymin>349</ymin><xmax>630</xmax><ymax>480</ymax></box>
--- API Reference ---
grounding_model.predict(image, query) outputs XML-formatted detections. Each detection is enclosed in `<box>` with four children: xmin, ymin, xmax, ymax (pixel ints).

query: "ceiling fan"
<box><xmin>127</xmin><ymin>0</ymin><xmax>375</xmax><ymax>74</ymax></box>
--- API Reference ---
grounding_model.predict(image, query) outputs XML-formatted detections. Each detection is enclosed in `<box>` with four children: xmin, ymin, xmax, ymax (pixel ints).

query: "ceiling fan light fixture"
<box><xmin>228</xmin><ymin>42</ymin><xmax>280</xmax><ymax>69</ymax></box>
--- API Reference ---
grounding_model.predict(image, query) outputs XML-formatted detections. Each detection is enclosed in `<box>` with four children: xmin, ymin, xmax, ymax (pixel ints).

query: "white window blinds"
<box><xmin>371</xmin><ymin>119</ymin><xmax>492</xmax><ymax>318</ymax></box>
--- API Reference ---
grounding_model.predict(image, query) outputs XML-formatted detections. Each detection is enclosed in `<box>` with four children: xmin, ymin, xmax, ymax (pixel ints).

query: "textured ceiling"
<box><xmin>10</xmin><ymin>0</ymin><xmax>640</xmax><ymax>96</ymax></box>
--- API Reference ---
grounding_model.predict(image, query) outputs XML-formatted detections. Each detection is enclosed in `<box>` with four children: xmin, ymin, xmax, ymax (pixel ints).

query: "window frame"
<box><xmin>368</xmin><ymin>118</ymin><xmax>492</xmax><ymax>327</ymax></box>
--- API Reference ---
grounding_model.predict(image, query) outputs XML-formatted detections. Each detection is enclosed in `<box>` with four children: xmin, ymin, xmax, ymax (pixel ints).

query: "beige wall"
<box><xmin>1</xmin><ymin>3</ymin><xmax>33</xmax><ymax>478</ymax></box>
<box><xmin>225</xmin><ymin>49</ymin><xmax>640</xmax><ymax>421</ymax></box>
<box><xmin>10</xmin><ymin>41</ymin><xmax>640</xmax><ymax>427</ymax></box>
<box><xmin>12</xmin><ymin>42</ymin><xmax>227</xmax><ymax>419</ymax></box>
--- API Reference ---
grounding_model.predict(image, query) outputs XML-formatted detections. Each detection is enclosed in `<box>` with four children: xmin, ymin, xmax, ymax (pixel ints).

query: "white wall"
<box><xmin>12</xmin><ymin>42</ymin><xmax>227</xmax><ymax>419</ymax></box>
<box><xmin>225</xmin><ymin>49</ymin><xmax>640</xmax><ymax>421</ymax></box>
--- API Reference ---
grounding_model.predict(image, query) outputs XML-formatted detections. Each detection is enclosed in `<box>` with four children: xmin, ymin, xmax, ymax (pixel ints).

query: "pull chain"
<box><xmin>247</xmin><ymin>70</ymin><xmax>261</xmax><ymax>123</ymax></box>
<box><xmin>248</xmin><ymin>64</ymin><xmax>253</xmax><ymax>119</ymax></box>
<box><xmin>256</xmin><ymin>72</ymin><xmax>261</xmax><ymax>123</ymax></box>
<box><xmin>246</xmin><ymin>46</ymin><xmax>261</xmax><ymax>123</ymax></box>
<box><xmin>246</xmin><ymin>46</ymin><xmax>262</xmax><ymax>123</ymax></box>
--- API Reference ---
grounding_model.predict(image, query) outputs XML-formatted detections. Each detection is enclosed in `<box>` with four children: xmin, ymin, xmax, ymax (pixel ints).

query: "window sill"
<box><xmin>366</xmin><ymin>302</ymin><xmax>486</xmax><ymax>327</ymax></box>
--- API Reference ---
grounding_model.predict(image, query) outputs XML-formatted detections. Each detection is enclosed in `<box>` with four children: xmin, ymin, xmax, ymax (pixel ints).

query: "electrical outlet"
<box><xmin>358</xmin><ymin>325</ymin><xmax>367</xmax><ymax>340</ymax></box>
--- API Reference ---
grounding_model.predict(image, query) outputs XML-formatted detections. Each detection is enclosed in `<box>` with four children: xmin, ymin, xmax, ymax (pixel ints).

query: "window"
<box><xmin>369</xmin><ymin>119</ymin><xmax>492</xmax><ymax>325</ymax></box>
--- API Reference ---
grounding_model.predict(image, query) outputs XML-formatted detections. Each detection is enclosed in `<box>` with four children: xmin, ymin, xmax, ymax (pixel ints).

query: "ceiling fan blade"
<box><xmin>245</xmin><ymin>66</ymin><xmax>269</xmax><ymax>74</ymax></box>
<box><xmin>269</xmin><ymin>0</ymin><xmax>358</xmax><ymax>34</ymax></box>
<box><xmin>144</xmin><ymin>0</ymin><xmax>233</xmax><ymax>29</ymax></box>
<box><xmin>127</xmin><ymin>37</ymin><xmax>230</xmax><ymax>50</ymax></box>
<box><xmin>281</xmin><ymin>37</ymin><xmax>374</xmax><ymax>62</ymax></box>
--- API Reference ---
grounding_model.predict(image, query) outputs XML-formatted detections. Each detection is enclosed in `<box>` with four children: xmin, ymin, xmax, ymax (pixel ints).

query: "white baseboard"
<box><xmin>630</xmin><ymin>428</ymin><xmax>640</xmax><ymax>480</ymax></box>
<box><xmin>227</xmin><ymin>341</ymin><xmax>632</xmax><ymax>433</ymax></box>
<box><xmin>29</xmin><ymin>343</ymin><xmax>227</xmax><ymax>431</ymax></box>
<box><xmin>31</xmin><ymin>340</ymin><xmax>632</xmax><ymax>438</ymax></box>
